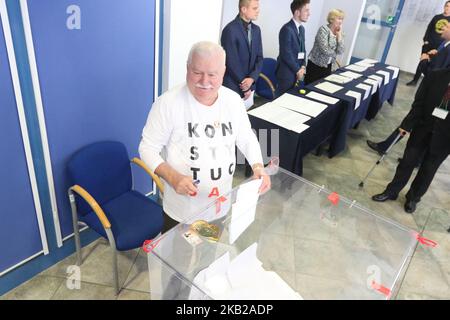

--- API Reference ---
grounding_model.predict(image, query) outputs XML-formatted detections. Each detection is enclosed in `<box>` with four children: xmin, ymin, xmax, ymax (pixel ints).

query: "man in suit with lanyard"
<box><xmin>372</xmin><ymin>68</ymin><xmax>450</xmax><ymax>214</ymax></box>
<box><xmin>275</xmin><ymin>0</ymin><xmax>310</xmax><ymax>97</ymax></box>
<box><xmin>221</xmin><ymin>0</ymin><xmax>263</xmax><ymax>109</ymax></box>
<box><xmin>367</xmin><ymin>21</ymin><xmax>450</xmax><ymax>156</ymax></box>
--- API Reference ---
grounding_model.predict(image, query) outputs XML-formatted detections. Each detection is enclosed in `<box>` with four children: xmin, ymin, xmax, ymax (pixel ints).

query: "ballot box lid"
<box><xmin>146</xmin><ymin>168</ymin><xmax>419</xmax><ymax>300</ymax></box>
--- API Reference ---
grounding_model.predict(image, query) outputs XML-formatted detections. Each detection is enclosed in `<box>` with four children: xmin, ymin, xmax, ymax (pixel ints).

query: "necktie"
<box><xmin>298</xmin><ymin>25</ymin><xmax>305</xmax><ymax>54</ymax></box>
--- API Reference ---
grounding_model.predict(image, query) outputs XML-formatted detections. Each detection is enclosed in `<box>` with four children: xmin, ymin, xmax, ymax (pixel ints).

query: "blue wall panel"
<box><xmin>26</xmin><ymin>0</ymin><xmax>156</xmax><ymax>238</ymax></box>
<box><xmin>0</xmin><ymin>13</ymin><xmax>44</xmax><ymax>274</ymax></box>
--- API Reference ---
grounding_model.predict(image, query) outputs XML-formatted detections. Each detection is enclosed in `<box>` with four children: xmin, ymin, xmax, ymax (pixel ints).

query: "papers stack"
<box><xmin>325</xmin><ymin>74</ymin><xmax>353</xmax><ymax>84</ymax></box>
<box><xmin>355</xmin><ymin>60</ymin><xmax>375</xmax><ymax>68</ymax></box>
<box><xmin>363</xmin><ymin>78</ymin><xmax>379</xmax><ymax>94</ymax></box>
<box><xmin>340</xmin><ymin>71</ymin><xmax>363</xmax><ymax>80</ymax></box>
<box><xmin>248</xmin><ymin>103</ymin><xmax>310</xmax><ymax>134</ymax></box>
<box><xmin>345</xmin><ymin>64</ymin><xmax>368</xmax><ymax>73</ymax></box>
<box><xmin>368</xmin><ymin>74</ymin><xmax>383</xmax><ymax>87</ymax></box>
<box><xmin>315</xmin><ymin>81</ymin><xmax>344</xmax><ymax>94</ymax></box>
<box><xmin>306</xmin><ymin>91</ymin><xmax>339</xmax><ymax>105</ymax></box>
<box><xmin>356</xmin><ymin>83</ymin><xmax>372</xmax><ymax>100</ymax></box>
<box><xmin>359</xmin><ymin>58</ymin><xmax>379</xmax><ymax>64</ymax></box>
<box><xmin>376</xmin><ymin>70</ymin><xmax>391</xmax><ymax>85</ymax></box>
<box><xmin>345</xmin><ymin>90</ymin><xmax>362</xmax><ymax>110</ymax></box>
<box><xmin>386</xmin><ymin>66</ymin><xmax>400</xmax><ymax>79</ymax></box>
<box><xmin>274</xmin><ymin>93</ymin><xmax>329</xmax><ymax>117</ymax></box>
<box><xmin>189</xmin><ymin>243</ymin><xmax>303</xmax><ymax>300</ymax></box>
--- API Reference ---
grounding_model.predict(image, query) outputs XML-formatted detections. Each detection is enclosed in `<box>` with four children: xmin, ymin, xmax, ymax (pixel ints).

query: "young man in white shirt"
<box><xmin>139</xmin><ymin>41</ymin><xmax>270</xmax><ymax>232</ymax></box>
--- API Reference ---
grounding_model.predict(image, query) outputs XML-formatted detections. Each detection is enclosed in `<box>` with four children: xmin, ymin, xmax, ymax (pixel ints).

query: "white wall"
<box><xmin>319</xmin><ymin>0</ymin><xmax>366</xmax><ymax>65</ymax></box>
<box><xmin>221</xmin><ymin>0</ymin><xmax>364</xmax><ymax>64</ymax></box>
<box><xmin>386</xmin><ymin>0</ymin><xmax>448</xmax><ymax>73</ymax></box>
<box><xmin>162</xmin><ymin>0</ymin><xmax>224</xmax><ymax>92</ymax></box>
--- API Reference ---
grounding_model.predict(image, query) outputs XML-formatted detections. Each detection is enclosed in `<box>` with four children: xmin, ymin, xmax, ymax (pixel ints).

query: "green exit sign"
<box><xmin>387</xmin><ymin>16</ymin><xmax>395</xmax><ymax>24</ymax></box>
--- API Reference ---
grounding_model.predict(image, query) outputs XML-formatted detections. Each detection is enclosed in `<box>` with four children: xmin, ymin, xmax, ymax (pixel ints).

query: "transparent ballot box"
<box><xmin>146</xmin><ymin>168</ymin><xmax>418</xmax><ymax>300</ymax></box>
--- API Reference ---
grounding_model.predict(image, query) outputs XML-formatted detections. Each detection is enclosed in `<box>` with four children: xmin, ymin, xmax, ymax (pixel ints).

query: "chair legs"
<box><xmin>105</xmin><ymin>229</ymin><xmax>120</xmax><ymax>295</ymax></box>
<box><xmin>68</xmin><ymin>190</ymin><xmax>83</xmax><ymax>266</ymax></box>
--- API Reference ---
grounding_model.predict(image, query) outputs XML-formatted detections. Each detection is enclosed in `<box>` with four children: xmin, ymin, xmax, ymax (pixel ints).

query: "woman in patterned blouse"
<box><xmin>305</xmin><ymin>9</ymin><xmax>345</xmax><ymax>85</ymax></box>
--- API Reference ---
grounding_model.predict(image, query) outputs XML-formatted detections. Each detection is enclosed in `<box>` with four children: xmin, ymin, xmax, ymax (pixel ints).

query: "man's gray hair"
<box><xmin>187</xmin><ymin>41</ymin><xmax>226</xmax><ymax>67</ymax></box>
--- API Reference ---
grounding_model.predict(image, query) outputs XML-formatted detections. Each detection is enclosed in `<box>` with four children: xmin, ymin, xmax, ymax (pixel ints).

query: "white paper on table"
<box><xmin>325</xmin><ymin>74</ymin><xmax>352</xmax><ymax>84</ymax></box>
<box><xmin>355</xmin><ymin>61</ymin><xmax>375</xmax><ymax>68</ymax></box>
<box><xmin>345</xmin><ymin>90</ymin><xmax>362</xmax><ymax>110</ymax></box>
<box><xmin>369</xmin><ymin>75</ymin><xmax>383</xmax><ymax>87</ymax></box>
<box><xmin>364</xmin><ymin>79</ymin><xmax>378</xmax><ymax>94</ymax></box>
<box><xmin>248</xmin><ymin>103</ymin><xmax>311</xmax><ymax>134</ymax></box>
<box><xmin>315</xmin><ymin>81</ymin><xmax>344</xmax><ymax>94</ymax></box>
<box><xmin>274</xmin><ymin>94</ymin><xmax>329</xmax><ymax>118</ymax></box>
<box><xmin>356</xmin><ymin>83</ymin><xmax>372</xmax><ymax>100</ymax></box>
<box><xmin>376</xmin><ymin>70</ymin><xmax>391</xmax><ymax>85</ymax></box>
<box><xmin>227</xmin><ymin>243</ymin><xmax>262</xmax><ymax>286</ymax></box>
<box><xmin>243</xmin><ymin>91</ymin><xmax>254</xmax><ymax>110</ymax></box>
<box><xmin>339</xmin><ymin>71</ymin><xmax>363</xmax><ymax>80</ymax></box>
<box><xmin>345</xmin><ymin>64</ymin><xmax>367</xmax><ymax>73</ymax></box>
<box><xmin>386</xmin><ymin>66</ymin><xmax>400</xmax><ymax>79</ymax></box>
<box><xmin>306</xmin><ymin>91</ymin><xmax>339</xmax><ymax>105</ymax></box>
<box><xmin>360</xmin><ymin>58</ymin><xmax>379</xmax><ymax>64</ymax></box>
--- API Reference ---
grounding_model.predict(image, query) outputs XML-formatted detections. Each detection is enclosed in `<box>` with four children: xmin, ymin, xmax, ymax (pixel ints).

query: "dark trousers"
<box><xmin>305</xmin><ymin>61</ymin><xmax>332</xmax><ymax>85</ymax></box>
<box><xmin>162</xmin><ymin>211</ymin><xmax>179</xmax><ymax>234</ymax></box>
<box><xmin>385</xmin><ymin>130</ymin><xmax>449</xmax><ymax>202</ymax></box>
<box><xmin>411</xmin><ymin>59</ymin><xmax>429</xmax><ymax>82</ymax></box>
<box><xmin>276</xmin><ymin>78</ymin><xmax>295</xmax><ymax>98</ymax></box>
<box><xmin>378</xmin><ymin>127</ymin><xmax>403</xmax><ymax>152</ymax></box>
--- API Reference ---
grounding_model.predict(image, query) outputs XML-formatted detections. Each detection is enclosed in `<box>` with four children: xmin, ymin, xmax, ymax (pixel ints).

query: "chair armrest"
<box><xmin>258</xmin><ymin>73</ymin><xmax>276</xmax><ymax>99</ymax></box>
<box><xmin>70</xmin><ymin>185</ymin><xmax>111</xmax><ymax>229</ymax></box>
<box><xmin>131</xmin><ymin>158</ymin><xmax>164</xmax><ymax>194</ymax></box>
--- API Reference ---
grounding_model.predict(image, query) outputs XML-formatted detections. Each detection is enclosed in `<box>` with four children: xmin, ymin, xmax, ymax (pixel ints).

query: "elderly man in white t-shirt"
<box><xmin>139</xmin><ymin>41</ymin><xmax>270</xmax><ymax>232</ymax></box>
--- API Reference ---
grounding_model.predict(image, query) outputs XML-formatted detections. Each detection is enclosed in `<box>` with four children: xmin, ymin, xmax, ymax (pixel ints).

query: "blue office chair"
<box><xmin>67</xmin><ymin>141</ymin><xmax>164</xmax><ymax>295</ymax></box>
<box><xmin>256</xmin><ymin>58</ymin><xmax>278</xmax><ymax>100</ymax></box>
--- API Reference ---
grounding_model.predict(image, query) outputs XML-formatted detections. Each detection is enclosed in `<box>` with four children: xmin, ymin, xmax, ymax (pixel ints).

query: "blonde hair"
<box><xmin>239</xmin><ymin>0</ymin><xmax>258</xmax><ymax>11</ymax></box>
<box><xmin>327</xmin><ymin>9</ymin><xmax>345</xmax><ymax>24</ymax></box>
<box><xmin>187</xmin><ymin>41</ymin><xmax>226</xmax><ymax>67</ymax></box>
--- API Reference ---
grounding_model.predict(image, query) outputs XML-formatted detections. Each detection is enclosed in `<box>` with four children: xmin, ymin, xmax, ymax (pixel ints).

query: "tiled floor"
<box><xmin>1</xmin><ymin>72</ymin><xmax>449</xmax><ymax>300</ymax></box>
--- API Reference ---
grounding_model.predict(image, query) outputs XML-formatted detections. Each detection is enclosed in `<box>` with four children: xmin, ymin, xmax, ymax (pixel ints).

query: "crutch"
<box><xmin>359</xmin><ymin>132</ymin><xmax>405</xmax><ymax>188</ymax></box>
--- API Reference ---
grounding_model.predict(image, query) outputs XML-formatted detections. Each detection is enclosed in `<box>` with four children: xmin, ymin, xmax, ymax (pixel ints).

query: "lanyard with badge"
<box><xmin>432</xmin><ymin>85</ymin><xmax>450</xmax><ymax>120</ymax></box>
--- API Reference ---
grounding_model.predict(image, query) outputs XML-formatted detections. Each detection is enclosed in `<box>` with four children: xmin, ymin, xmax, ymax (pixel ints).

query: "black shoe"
<box><xmin>367</xmin><ymin>140</ymin><xmax>385</xmax><ymax>156</ymax></box>
<box><xmin>406</xmin><ymin>80</ymin><xmax>417</xmax><ymax>86</ymax></box>
<box><xmin>404</xmin><ymin>200</ymin><xmax>417</xmax><ymax>214</ymax></box>
<box><xmin>372</xmin><ymin>192</ymin><xmax>398</xmax><ymax>202</ymax></box>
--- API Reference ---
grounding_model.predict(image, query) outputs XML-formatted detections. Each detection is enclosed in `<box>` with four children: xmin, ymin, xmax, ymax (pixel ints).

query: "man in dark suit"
<box><xmin>221</xmin><ymin>0</ymin><xmax>263</xmax><ymax>106</ymax></box>
<box><xmin>372</xmin><ymin>68</ymin><xmax>450</xmax><ymax>214</ymax></box>
<box><xmin>275</xmin><ymin>0</ymin><xmax>311</xmax><ymax>97</ymax></box>
<box><xmin>367</xmin><ymin>21</ymin><xmax>450</xmax><ymax>155</ymax></box>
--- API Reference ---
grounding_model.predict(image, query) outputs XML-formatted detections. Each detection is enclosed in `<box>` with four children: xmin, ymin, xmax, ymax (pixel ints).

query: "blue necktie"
<box><xmin>298</xmin><ymin>25</ymin><xmax>305</xmax><ymax>55</ymax></box>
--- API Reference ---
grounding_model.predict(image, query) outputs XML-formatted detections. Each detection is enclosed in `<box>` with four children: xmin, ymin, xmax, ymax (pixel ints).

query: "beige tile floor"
<box><xmin>1</xmin><ymin>72</ymin><xmax>449</xmax><ymax>300</ymax></box>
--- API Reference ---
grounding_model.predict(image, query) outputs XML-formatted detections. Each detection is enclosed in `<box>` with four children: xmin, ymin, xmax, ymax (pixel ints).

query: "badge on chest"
<box><xmin>432</xmin><ymin>108</ymin><xmax>449</xmax><ymax>120</ymax></box>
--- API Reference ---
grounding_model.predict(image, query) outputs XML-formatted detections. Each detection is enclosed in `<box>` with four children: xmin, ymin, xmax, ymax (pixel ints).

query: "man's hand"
<box><xmin>428</xmin><ymin>49</ymin><xmax>438</xmax><ymax>56</ymax></box>
<box><xmin>240</xmin><ymin>78</ymin><xmax>254</xmax><ymax>92</ymax></box>
<box><xmin>252</xmin><ymin>164</ymin><xmax>271</xmax><ymax>194</ymax></box>
<box><xmin>399</xmin><ymin>128</ymin><xmax>410</xmax><ymax>136</ymax></box>
<box><xmin>420</xmin><ymin>53</ymin><xmax>430</xmax><ymax>61</ymax></box>
<box><xmin>296</xmin><ymin>67</ymin><xmax>306</xmax><ymax>81</ymax></box>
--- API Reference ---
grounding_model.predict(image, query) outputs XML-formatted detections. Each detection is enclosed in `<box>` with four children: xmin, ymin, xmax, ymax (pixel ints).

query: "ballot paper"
<box><xmin>355</xmin><ymin>61</ymin><xmax>375</xmax><ymax>68</ymax></box>
<box><xmin>325</xmin><ymin>74</ymin><xmax>353</xmax><ymax>84</ymax></box>
<box><xmin>368</xmin><ymin>75</ymin><xmax>383</xmax><ymax>87</ymax></box>
<box><xmin>363</xmin><ymin>79</ymin><xmax>379</xmax><ymax>94</ymax></box>
<box><xmin>315</xmin><ymin>81</ymin><xmax>344</xmax><ymax>94</ymax></box>
<box><xmin>360</xmin><ymin>58</ymin><xmax>379</xmax><ymax>64</ymax></box>
<box><xmin>386</xmin><ymin>66</ymin><xmax>400</xmax><ymax>79</ymax></box>
<box><xmin>376</xmin><ymin>70</ymin><xmax>391</xmax><ymax>85</ymax></box>
<box><xmin>189</xmin><ymin>243</ymin><xmax>303</xmax><ymax>300</ymax></box>
<box><xmin>345</xmin><ymin>90</ymin><xmax>362</xmax><ymax>110</ymax></box>
<box><xmin>243</xmin><ymin>91</ymin><xmax>254</xmax><ymax>110</ymax></box>
<box><xmin>356</xmin><ymin>83</ymin><xmax>372</xmax><ymax>100</ymax></box>
<box><xmin>340</xmin><ymin>71</ymin><xmax>363</xmax><ymax>80</ymax></box>
<box><xmin>306</xmin><ymin>91</ymin><xmax>339</xmax><ymax>105</ymax></box>
<box><xmin>274</xmin><ymin>93</ymin><xmax>329</xmax><ymax>118</ymax></box>
<box><xmin>248</xmin><ymin>103</ymin><xmax>311</xmax><ymax>134</ymax></box>
<box><xmin>345</xmin><ymin>64</ymin><xmax>367</xmax><ymax>73</ymax></box>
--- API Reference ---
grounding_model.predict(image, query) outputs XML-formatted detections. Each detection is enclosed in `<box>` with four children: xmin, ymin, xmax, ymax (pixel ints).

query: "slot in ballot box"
<box><xmin>146</xmin><ymin>168</ymin><xmax>418</xmax><ymax>300</ymax></box>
